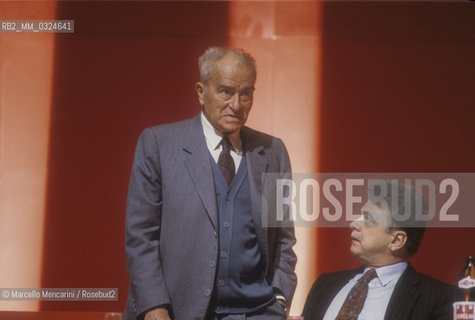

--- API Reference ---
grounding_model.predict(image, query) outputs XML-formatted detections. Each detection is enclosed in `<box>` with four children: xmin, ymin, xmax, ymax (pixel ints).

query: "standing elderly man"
<box><xmin>123</xmin><ymin>47</ymin><xmax>297</xmax><ymax>320</ymax></box>
<box><xmin>302</xmin><ymin>181</ymin><xmax>455</xmax><ymax>320</ymax></box>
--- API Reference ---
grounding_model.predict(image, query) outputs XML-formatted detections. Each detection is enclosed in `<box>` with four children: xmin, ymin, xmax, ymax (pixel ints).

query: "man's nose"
<box><xmin>229</xmin><ymin>93</ymin><xmax>241</xmax><ymax>111</ymax></box>
<box><xmin>350</xmin><ymin>216</ymin><xmax>363</xmax><ymax>229</ymax></box>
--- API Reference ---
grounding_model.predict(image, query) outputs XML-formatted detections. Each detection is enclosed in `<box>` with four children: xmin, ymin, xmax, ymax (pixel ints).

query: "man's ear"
<box><xmin>389</xmin><ymin>230</ymin><xmax>407</xmax><ymax>253</ymax></box>
<box><xmin>195</xmin><ymin>82</ymin><xmax>205</xmax><ymax>106</ymax></box>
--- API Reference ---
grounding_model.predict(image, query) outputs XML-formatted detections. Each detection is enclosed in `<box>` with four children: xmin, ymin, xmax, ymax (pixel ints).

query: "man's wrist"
<box><xmin>275</xmin><ymin>294</ymin><xmax>288</xmax><ymax>313</ymax></box>
<box><xmin>144</xmin><ymin>306</ymin><xmax>170</xmax><ymax>320</ymax></box>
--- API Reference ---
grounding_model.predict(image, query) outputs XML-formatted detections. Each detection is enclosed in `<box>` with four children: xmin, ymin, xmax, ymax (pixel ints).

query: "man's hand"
<box><xmin>144</xmin><ymin>307</ymin><xmax>171</xmax><ymax>320</ymax></box>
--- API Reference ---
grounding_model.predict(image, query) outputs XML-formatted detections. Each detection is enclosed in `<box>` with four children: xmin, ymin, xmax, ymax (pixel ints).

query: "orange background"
<box><xmin>0</xmin><ymin>1</ymin><xmax>474</xmax><ymax>315</ymax></box>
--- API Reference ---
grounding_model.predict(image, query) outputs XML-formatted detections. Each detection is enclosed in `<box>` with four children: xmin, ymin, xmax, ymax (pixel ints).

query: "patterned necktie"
<box><xmin>217</xmin><ymin>136</ymin><xmax>235</xmax><ymax>185</ymax></box>
<box><xmin>336</xmin><ymin>268</ymin><xmax>377</xmax><ymax>320</ymax></box>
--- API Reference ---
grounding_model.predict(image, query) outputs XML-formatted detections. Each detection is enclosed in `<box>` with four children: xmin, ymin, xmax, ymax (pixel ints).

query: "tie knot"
<box><xmin>221</xmin><ymin>136</ymin><xmax>232</xmax><ymax>152</ymax></box>
<box><xmin>360</xmin><ymin>269</ymin><xmax>377</xmax><ymax>284</ymax></box>
<box><xmin>336</xmin><ymin>268</ymin><xmax>378</xmax><ymax>319</ymax></box>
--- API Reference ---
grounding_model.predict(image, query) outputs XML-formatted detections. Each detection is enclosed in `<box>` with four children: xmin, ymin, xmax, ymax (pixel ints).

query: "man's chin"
<box><xmin>350</xmin><ymin>244</ymin><xmax>360</xmax><ymax>257</ymax></box>
<box><xmin>220</xmin><ymin>123</ymin><xmax>244</xmax><ymax>135</ymax></box>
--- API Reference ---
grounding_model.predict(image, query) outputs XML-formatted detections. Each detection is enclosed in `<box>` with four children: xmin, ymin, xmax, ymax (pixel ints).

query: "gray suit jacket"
<box><xmin>124</xmin><ymin>115</ymin><xmax>297</xmax><ymax>320</ymax></box>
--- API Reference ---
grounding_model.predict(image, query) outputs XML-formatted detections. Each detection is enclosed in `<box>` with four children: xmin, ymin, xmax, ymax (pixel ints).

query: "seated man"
<box><xmin>302</xmin><ymin>181</ymin><xmax>455</xmax><ymax>320</ymax></box>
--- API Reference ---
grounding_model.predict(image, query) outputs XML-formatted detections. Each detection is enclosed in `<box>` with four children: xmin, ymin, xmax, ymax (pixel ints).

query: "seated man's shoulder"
<box><xmin>311</xmin><ymin>267</ymin><xmax>363</xmax><ymax>289</ymax></box>
<box><xmin>319</xmin><ymin>268</ymin><xmax>358</xmax><ymax>279</ymax></box>
<box><xmin>402</xmin><ymin>268</ymin><xmax>457</xmax><ymax>319</ymax></box>
<box><xmin>403</xmin><ymin>266</ymin><xmax>457</xmax><ymax>308</ymax></box>
<box><xmin>413</xmin><ymin>269</ymin><xmax>456</xmax><ymax>292</ymax></box>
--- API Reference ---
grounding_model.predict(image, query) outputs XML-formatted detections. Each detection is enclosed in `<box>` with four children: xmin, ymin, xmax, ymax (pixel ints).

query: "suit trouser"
<box><xmin>207</xmin><ymin>300</ymin><xmax>287</xmax><ymax>320</ymax></box>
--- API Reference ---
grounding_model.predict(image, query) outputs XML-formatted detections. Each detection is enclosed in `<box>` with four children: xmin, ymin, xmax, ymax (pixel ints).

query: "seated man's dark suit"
<box><xmin>302</xmin><ymin>264</ymin><xmax>455</xmax><ymax>320</ymax></box>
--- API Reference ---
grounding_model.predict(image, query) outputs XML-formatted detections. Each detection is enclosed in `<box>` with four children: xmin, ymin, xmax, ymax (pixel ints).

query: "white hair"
<box><xmin>198</xmin><ymin>46</ymin><xmax>256</xmax><ymax>85</ymax></box>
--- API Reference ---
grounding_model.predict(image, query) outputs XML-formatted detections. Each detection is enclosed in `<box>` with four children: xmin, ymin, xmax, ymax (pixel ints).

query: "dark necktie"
<box><xmin>336</xmin><ymin>268</ymin><xmax>377</xmax><ymax>320</ymax></box>
<box><xmin>217</xmin><ymin>136</ymin><xmax>235</xmax><ymax>185</ymax></box>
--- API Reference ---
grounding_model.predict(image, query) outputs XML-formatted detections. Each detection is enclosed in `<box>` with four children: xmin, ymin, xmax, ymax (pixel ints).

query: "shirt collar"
<box><xmin>364</xmin><ymin>262</ymin><xmax>408</xmax><ymax>287</ymax></box>
<box><xmin>200</xmin><ymin>112</ymin><xmax>242</xmax><ymax>153</ymax></box>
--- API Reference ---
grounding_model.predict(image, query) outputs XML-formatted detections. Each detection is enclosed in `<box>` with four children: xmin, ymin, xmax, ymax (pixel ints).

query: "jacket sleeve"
<box><xmin>268</xmin><ymin>138</ymin><xmax>298</xmax><ymax>305</ymax></box>
<box><xmin>125</xmin><ymin>128</ymin><xmax>170</xmax><ymax>317</ymax></box>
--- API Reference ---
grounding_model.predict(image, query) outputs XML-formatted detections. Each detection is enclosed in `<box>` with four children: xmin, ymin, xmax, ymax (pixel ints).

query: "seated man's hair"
<box><xmin>368</xmin><ymin>180</ymin><xmax>427</xmax><ymax>257</ymax></box>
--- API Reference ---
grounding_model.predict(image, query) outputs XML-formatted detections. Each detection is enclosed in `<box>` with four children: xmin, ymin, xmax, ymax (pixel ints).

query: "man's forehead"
<box><xmin>209</xmin><ymin>66</ymin><xmax>256</xmax><ymax>88</ymax></box>
<box><xmin>211</xmin><ymin>64</ymin><xmax>254</xmax><ymax>76</ymax></box>
<box><xmin>210</xmin><ymin>54</ymin><xmax>254</xmax><ymax>75</ymax></box>
<box><xmin>362</xmin><ymin>201</ymin><xmax>391</xmax><ymax>222</ymax></box>
<box><xmin>217</xmin><ymin>76</ymin><xmax>255</xmax><ymax>87</ymax></box>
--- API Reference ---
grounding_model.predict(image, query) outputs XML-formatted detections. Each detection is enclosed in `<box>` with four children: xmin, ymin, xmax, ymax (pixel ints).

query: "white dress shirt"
<box><xmin>201</xmin><ymin>112</ymin><xmax>243</xmax><ymax>170</ymax></box>
<box><xmin>323</xmin><ymin>262</ymin><xmax>408</xmax><ymax>320</ymax></box>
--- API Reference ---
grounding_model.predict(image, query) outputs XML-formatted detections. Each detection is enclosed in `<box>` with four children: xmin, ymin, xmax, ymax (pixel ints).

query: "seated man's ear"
<box><xmin>389</xmin><ymin>230</ymin><xmax>407</xmax><ymax>253</ymax></box>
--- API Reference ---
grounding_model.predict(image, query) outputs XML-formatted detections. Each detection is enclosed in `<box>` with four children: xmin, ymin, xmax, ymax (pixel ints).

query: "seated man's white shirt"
<box><xmin>323</xmin><ymin>262</ymin><xmax>408</xmax><ymax>320</ymax></box>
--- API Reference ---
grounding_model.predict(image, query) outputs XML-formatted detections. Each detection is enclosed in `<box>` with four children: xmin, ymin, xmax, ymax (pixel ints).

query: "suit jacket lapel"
<box><xmin>183</xmin><ymin>115</ymin><xmax>218</xmax><ymax>230</ymax></box>
<box><xmin>385</xmin><ymin>264</ymin><xmax>421</xmax><ymax>320</ymax></box>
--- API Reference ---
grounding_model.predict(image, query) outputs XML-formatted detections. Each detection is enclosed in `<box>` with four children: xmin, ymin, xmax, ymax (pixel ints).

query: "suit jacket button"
<box><xmin>204</xmin><ymin>289</ymin><xmax>211</xmax><ymax>296</ymax></box>
<box><xmin>210</xmin><ymin>259</ymin><xmax>216</xmax><ymax>268</ymax></box>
